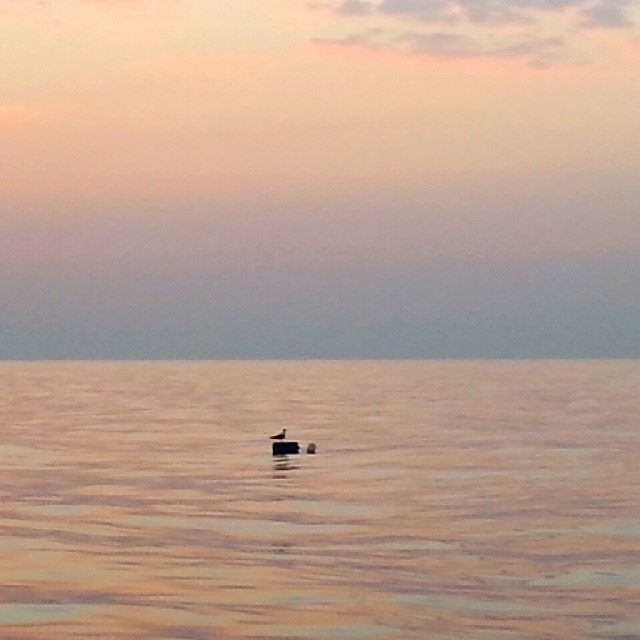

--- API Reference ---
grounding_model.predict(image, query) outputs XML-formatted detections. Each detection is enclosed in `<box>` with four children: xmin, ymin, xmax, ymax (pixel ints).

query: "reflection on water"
<box><xmin>272</xmin><ymin>454</ymin><xmax>300</xmax><ymax>477</ymax></box>
<box><xmin>0</xmin><ymin>360</ymin><xmax>639</xmax><ymax>639</ymax></box>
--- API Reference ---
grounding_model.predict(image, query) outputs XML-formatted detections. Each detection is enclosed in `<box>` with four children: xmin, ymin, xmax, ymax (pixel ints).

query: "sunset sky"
<box><xmin>1</xmin><ymin>0</ymin><xmax>639</xmax><ymax>358</ymax></box>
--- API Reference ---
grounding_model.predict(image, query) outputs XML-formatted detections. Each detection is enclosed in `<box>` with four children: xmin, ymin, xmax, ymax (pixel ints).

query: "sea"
<box><xmin>0</xmin><ymin>360</ymin><xmax>638</xmax><ymax>639</ymax></box>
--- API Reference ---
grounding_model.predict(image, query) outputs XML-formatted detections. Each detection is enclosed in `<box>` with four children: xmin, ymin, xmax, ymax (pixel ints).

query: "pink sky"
<box><xmin>1</xmin><ymin>0</ymin><xmax>639</xmax><ymax>358</ymax></box>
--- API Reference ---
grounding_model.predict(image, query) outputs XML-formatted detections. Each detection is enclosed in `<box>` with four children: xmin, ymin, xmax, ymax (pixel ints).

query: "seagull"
<box><xmin>270</xmin><ymin>428</ymin><xmax>287</xmax><ymax>440</ymax></box>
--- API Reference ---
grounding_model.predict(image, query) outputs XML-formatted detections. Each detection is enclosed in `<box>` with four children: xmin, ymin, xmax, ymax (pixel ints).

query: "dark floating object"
<box><xmin>306</xmin><ymin>443</ymin><xmax>317</xmax><ymax>454</ymax></box>
<box><xmin>270</xmin><ymin>429</ymin><xmax>287</xmax><ymax>440</ymax></box>
<box><xmin>273</xmin><ymin>441</ymin><xmax>300</xmax><ymax>455</ymax></box>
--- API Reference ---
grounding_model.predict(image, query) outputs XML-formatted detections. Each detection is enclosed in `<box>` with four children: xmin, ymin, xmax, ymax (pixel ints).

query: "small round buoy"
<box><xmin>306</xmin><ymin>443</ymin><xmax>317</xmax><ymax>454</ymax></box>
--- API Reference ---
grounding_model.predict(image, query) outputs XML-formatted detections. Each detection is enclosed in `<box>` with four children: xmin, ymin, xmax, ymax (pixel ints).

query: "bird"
<box><xmin>270</xmin><ymin>428</ymin><xmax>287</xmax><ymax>440</ymax></box>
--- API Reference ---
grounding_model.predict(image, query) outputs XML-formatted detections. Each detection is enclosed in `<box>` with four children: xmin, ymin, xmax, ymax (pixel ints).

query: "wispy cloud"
<box><xmin>328</xmin><ymin>0</ymin><xmax>639</xmax><ymax>28</ymax></box>
<box><xmin>316</xmin><ymin>0</ymin><xmax>639</xmax><ymax>64</ymax></box>
<box><xmin>318</xmin><ymin>28</ymin><xmax>566</xmax><ymax>65</ymax></box>
<box><xmin>337</xmin><ymin>0</ymin><xmax>376</xmax><ymax>14</ymax></box>
<box><xmin>580</xmin><ymin>0</ymin><xmax>636</xmax><ymax>28</ymax></box>
<box><xmin>401</xmin><ymin>31</ymin><xmax>565</xmax><ymax>62</ymax></box>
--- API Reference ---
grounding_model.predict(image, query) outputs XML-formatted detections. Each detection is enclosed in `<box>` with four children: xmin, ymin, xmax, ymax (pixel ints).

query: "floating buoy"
<box><xmin>306</xmin><ymin>443</ymin><xmax>317</xmax><ymax>454</ymax></box>
<box><xmin>272</xmin><ymin>441</ymin><xmax>300</xmax><ymax>455</ymax></box>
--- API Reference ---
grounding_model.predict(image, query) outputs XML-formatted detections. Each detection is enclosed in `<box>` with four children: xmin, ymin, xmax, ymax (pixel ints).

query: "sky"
<box><xmin>1</xmin><ymin>0</ymin><xmax>639</xmax><ymax>359</ymax></box>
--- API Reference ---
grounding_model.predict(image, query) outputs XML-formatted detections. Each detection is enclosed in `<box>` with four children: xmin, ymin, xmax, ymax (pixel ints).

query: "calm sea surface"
<box><xmin>0</xmin><ymin>361</ymin><xmax>639</xmax><ymax>639</ymax></box>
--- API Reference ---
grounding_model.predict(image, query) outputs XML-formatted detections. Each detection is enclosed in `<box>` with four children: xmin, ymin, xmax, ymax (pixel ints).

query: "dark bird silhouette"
<box><xmin>270</xmin><ymin>428</ymin><xmax>287</xmax><ymax>440</ymax></box>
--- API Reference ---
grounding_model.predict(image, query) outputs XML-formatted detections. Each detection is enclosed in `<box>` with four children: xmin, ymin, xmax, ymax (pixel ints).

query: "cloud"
<box><xmin>401</xmin><ymin>30</ymin><xmax>564</xmax><ymax>61</ymax></box>
<box><xmin>329</xmin><ymin>0</ymin><xmax>639</xmax><ymax>27</ymax></box>
<box><xmin>318</xmin><ymin>0</ymin><xmax>639</xmax><ymax>64</ymax></box>
<box><xmin>580</xmin><ymin>0</ymin><xmax>635</xmax><ymax>28</ymax></box>
<box><xmin>319</xmin><ymin>28</ymin><xmax>565</xmax><ymax>64</ymax></box>
<box><xmin>337</xmin><ymin>0</ymin><xmax>375</xmax><ymax>14</ymax></box>
<box><xmin>377</xmin><ymin>0</ymin><xmax>527</xmax><ymax>25</ymax></box>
